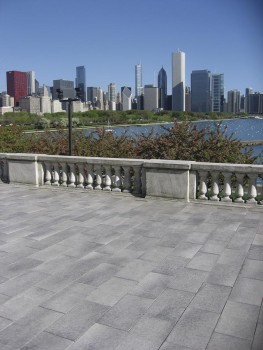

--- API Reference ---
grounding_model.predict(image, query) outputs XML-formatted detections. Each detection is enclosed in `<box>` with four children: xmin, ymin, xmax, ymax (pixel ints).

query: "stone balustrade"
<box><xmin>0</xmin><ymin>153</ymin><xmax>262</xmax><ymax>205</ymax></box>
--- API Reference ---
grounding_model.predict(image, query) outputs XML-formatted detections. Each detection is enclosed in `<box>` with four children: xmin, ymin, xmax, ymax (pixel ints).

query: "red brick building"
<box><xmin>6</xmin><ymin>71</ymin><xmax>28</xmax><ymax>106</ymax></box>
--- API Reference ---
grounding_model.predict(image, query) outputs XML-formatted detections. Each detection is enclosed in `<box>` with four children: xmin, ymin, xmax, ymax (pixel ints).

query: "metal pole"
<box><xmin>68</xmin><ymin>99</ymin><xmax>72</xmax><ymax>156</ymax></box>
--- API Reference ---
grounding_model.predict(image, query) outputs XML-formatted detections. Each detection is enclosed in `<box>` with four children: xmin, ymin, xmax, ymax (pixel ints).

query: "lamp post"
<box><xmin>56</xmin><ymin>88</ymin><xmax>81</xmax><ymax>156</ymax></box>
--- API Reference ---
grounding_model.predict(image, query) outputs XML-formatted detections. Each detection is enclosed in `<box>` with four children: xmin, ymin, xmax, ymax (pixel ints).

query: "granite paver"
<box><xmin>0</xmin><ymin>183</ymin><xmax>262</xmax><ymax>349</ymax></box>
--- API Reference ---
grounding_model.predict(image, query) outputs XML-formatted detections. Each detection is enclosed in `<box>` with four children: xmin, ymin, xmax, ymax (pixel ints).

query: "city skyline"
<box><xmin>0</xmin><ymin>0</ymin><xmax>262</xmax><ymax>95</ymax></box>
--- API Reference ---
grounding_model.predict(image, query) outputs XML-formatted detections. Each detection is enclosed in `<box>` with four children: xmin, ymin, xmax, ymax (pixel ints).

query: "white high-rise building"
<box><xmin>135</xmin><ymin>64</ymin><xmax>143</xmax><ymax>98</ymax></box>
<box><xmin>172</xmin><ymin>51</ymin><xmax>185</xmax><ymax>111</ymax></box>
<box><xmin>27</xmin><ymin>71</ymin><xmax>36</xmax><ymax>95</ymax></box>
<box><xmin>122</xmin><ymin>87</ymin><xmax>132</xmax><ymax>111</ymax></box>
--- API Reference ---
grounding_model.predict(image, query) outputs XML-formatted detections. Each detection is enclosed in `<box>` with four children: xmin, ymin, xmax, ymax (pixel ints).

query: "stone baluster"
<box><xmin>68</xmin><ymin>163</ymin><xmax>76</xmax><ymax>188</ymax></box>
<box><xmin>122</xmin><ymin>166</ymin><xmax>131</xmax><ymax>193</ymax></box>
<box><xmin>247</xmin><ymin>173</ymin><xmax>258</xmax><ymax>203</ymax></box>
<box><xmin>86</xmin><ymin>164</ymin><xmax>94</xmax><ymax>190</ymax></box>
<box><xmin>44</xmin><ymin>162</ymin><xmax>52</xmax><ymax>185</ymax></box>
<box><xmin>60</xmin><ymin>162</ymin><xmax>68</xmax><ymax>187</ymax></box>
<box><xmin>234</xmin><ymin>173</ymin><xmax>244</xmax><ymax>203</ymax></box>
<box><xmin>77</xmin><ymin>164</ymin><xmax>85</xmax><ymax>189</ymax></box>
<box><xmin>103</xmin><ymin>165</ymin><xmax>112</xmax><ymax>191</ymax></box>
<box><xmin>112</xmin><ymin>166</ymin><xmax>121</xmax><ymax>192</ymax></box>
<box><xmin>94</xmin><ymin>165</ymin><xmax>102</xmax><ymax>190</ymax></box>
<box><xmin>221</xmin><ymin>172</ymin><xmax>232</xmax><ymax>202</ymax></box>
<box><xmin>198</xmin><ymin>171</ymin><xmax>208</xmax><ymax>200</ymax></box>
<box><xmin>210</xmin><ymin>171</ymin><xmax>220</xmax><ymax>201</ymax></box>
<box><xmin>132</xmin><ymin>166</ymin><xmax>142</xmax><ymax>195</ymax></box>
<box><xmin>52</xmin><ymin>162</ymin><xmax>60</xmax><ymax>186</ymax></box>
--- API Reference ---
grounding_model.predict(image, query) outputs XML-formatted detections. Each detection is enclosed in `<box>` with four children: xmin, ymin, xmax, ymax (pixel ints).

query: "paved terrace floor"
<box><xmin>0</xmin><ymin>184</ymin><xmax>262</xmax><ymax>350</ymax></box>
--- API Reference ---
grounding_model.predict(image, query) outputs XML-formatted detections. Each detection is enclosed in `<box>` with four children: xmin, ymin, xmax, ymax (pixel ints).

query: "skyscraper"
<box><xmin>172</xmin><ymin>51</ymin><xmax>185</xmax><ymax>111</ymax></box>
<box><xmin>191</xmin><ymin>70</ymin><xmax>211</xmax><ymax>112</ymax></box>
<box><xmin>211</xmin><ymin>74</ymin><xmax>224</xmax><ymax>112</ymax></box>
<box><xmin>108</xmin><ymin>83</ymin><xmax>116</xmax><ymax>110</ymax></box>
<box><xmin>76</xmin><ymin>66</ymin><xmax>86</xmax><ymax>102</ymax></box>
<box><xmin>6</xmin><ymin>71</ymin><xmax>28</xmax><ymax>106</ymax></box>
<box><xmin>53</xmin><ymin>79</ymin><xmax>75</xmax><ymax>100</ymax></box>
<box><xmin>158</xmin><ymin>67</ymin><xmax>167</xmax><ymax>109</ymax></box>
<box><xmin>135</xmin><ymin>64</ymin><xmax>143</xmax><ymax>98</ymax></box>
<box><xmin>27</xmin><ymin>71</ymin><xmax>36</xmax><ymax>96</ymax></box>
<box><xmin>122</xmin><ymin>87</ymin><xmax>132</xmax><ymax>111</ymax></box>
<box><xmin>227</xmin><ymin>89</ymin><xmax>240</xmax><ymax>113</ymax></box>
<box><xmin>144</xmin><ymin>85</ymin><xmax>159</xmax><ymax>111</ymax></box>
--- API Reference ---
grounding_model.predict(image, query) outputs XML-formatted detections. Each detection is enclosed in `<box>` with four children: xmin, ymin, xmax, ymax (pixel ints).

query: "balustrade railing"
<box><xmin>194</xmin><ymin>165</ymin><xmax>263</xmax><ymax>204</ymax></box>
<box><xmin>40</xmin><ymin>156</ymin><xmax>143</xmax><ymax>196</ymax></box>
<box><xmin>1</xmin><ymin>153</ymin><xmax>262</xmax><ymax>205</ymax></box>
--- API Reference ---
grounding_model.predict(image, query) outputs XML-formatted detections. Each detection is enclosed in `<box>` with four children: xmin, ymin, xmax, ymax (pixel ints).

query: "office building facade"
<box><xmin>144</xmin><ymin>85</ymin><xmax>159</xmax><ymax>111</ymax></box>
<box><xmin>27</xmin><ymin>71</ymin><xmax>36</xmax><ymax>96</ymax></box>
<box><xmin>6</xmin><ymin>71</ymin><xmax>28</xmax><ymax>106</ymax></box>
<box><xmin>53</xmin><ymin>79</ymin><xmax>75</xmax><ymax>100</ymax></box>
<box><xmin>76</xmin><ymin>66</ymin><xmax>86</xmax><ymax>102</ymax></box>
<box><xmin>172</xmin><ymin>51</ymin><xmax>185</xmax><ymax>111</ymax></box>
<box><xmin>211</xmin><ymin>74</ymin><xmax>224</xmax><ymax>112</ymax></box>
<box><xmin>122</xmin><ymin>87</ymin><xmax>132</xmax><ymax>111</ymax></box>
<box><xmin>191</xmin><ymin>70</ymin><xmax>211</xmax><ymax>112</ymax></box>
<box><xmin>227</xmin><ymin>89</ymin><xmax>240</xmax><ymax>113</ymax></box>
<box><xmin>135</xmin><ymin>64</ymin><xmax>143</xmax><ymax>98</ymax></box>
<box><xmin>158</xmin><ymin>67</ymin><xmax>167</xmax><ymax>109</ymax></box>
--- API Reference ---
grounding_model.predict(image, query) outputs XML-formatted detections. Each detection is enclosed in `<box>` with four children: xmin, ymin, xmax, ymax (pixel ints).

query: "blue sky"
<box><xmin>1</xmin><ymin>0</ymin><xmax>262</xmax><ymax>97</ymax></box>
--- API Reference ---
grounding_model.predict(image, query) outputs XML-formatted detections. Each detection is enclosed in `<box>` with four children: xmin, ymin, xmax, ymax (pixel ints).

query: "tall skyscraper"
<box><xmin>245</xmin><ymin>88</ymin><xmax>253</xmax><ymax>113</ymax></box>
<box><xmin>135</xmin><ymin>64</ymin><xmax>143</xmax><ymax>98</ymax></box>
<box><xmin>76</xmin><ymin>66</ymin><xmax>86</xmax><ymax>102</ymax></box>
<box><xmin>53</xmin><ymin>79</ymin><xmax>75</xmax><ymax>100</ymax></box>
<box><xmin>122</xmin><ymin>87</ymin><xmax>132</xmax><ymax>111</ymax></box>
<box><xmin>87</xmin><ymin>87</ymin><xmax>98</xmax><ymax>104</ymax></box>
<box><xmin>6</xmin><ymin>71</ymin><xmax>28</xmax><ymax>106</ymax></box>
<box><xmin>227</xmin><ymin>89</ymin><xmax>240</xmax><ymax>113</ymax></box>
<box><xmin>191</xmin><ymin>70</ymin><xmax>211</xmax><ymax>112</ymax></box>
<box><xmin>158</xmin><ymin>67</ymin><xmax>167</xmax><ymax>109</ymax></box>
<box><xmin>27</xmin><ymin>71</ymin><xmax>36</xmax><ymax>96</ymax></box>
<box><xmin>211</xmin><ymin>74</ymin><xmax>224</xmax><ymax>112</ymax></box>
<box><xmin>172</xmin><ymin>51</ymin><xmax>185</xmax><ymax>111</ymax></box>
<box><xmin>144</xmin><ymin>85</ymin><xmax>159</xmax><ymax>111</ymax></box>
<box><xmin>108</xmin><ymin>83</ymin><xmax>116</xmax><ymax>110</ymax></box>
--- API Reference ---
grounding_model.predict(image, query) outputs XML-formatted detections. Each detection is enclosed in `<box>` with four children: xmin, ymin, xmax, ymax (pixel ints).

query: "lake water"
<box><xmin>85</xmin><ymin>117</ymin><xmax>263</xmax><ymax>163</ymax></box>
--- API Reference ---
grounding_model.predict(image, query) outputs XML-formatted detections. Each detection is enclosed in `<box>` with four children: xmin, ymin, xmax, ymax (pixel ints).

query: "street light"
<box><xmin>56</xmin><ymin>88</ymin><xmax>81</xmax><ymax>156</ymax></box>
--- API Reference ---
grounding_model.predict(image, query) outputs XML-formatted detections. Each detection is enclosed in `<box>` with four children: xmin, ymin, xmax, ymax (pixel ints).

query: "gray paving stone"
<box><xmin>159</xmin><ymin>342</ymin><xmax>193</xmax><ymax>350</ymax></box>
<box><xmin>33</xmin><ymin>255</ymin><xmax>77</xmax><ymax>274</ymax></box>
<box><xmin>40</xmin><ymin>282</ymin><xmax>94</xmax><ymax>313</ymax></box>
<box><xmin>253</xmin><ymin>234</ymin><xmax>263</xmax><ymax>246</ymax></box>
<box><xmin>241</xmin><ymin>258</ymin><xmax>263</xmax><ymax>280</ymax></box>
<box><xmin>217</xmin><ymin>248</ymin><xmax>247</xmax><ymax>266</ymax></box>
<box><xmin>0</xmin><ymin>316</ymin><xmax>12</xmax><ymax>332</ymax></box>
<box><xmin>248</xmin><ymin>245</ymin><xmax>263</xmax><ymax>261</ymax></box>
<box><xmin>0</xmin><ymin>258</ymin><xmax>42</xmax><ymax>279</ymax></box>
<box><xmin>207</xmin><ymin>263</ymin><xmax>241</xmax><ymax>286</ymax></box>
<box><xmin>86</xmin><ymin>277</ymin><xmax>137</xmax><ymax>306</ymax></box>
<box><xmin>0</xmin><ymin>271</ymin><xmax>49</xmax><ymax>297</ymax></box>
<box><xmin>68</xmin><ymin>323</ymin><xmax>127</xmax><ymax>350</ymax></box>
<box><xmin>183</xmin><ymin>231</ymin><xmax>211</xmax><ymax>244</ymax></box>
<box><xmin>0</xmin><ymin>294</ymin><xmax>38</xmax><ymax>321</ymax></box>
<box><xmin>229</xmin><ymin>277</ymin><xmax>263</xmax><ymax>306</ymax></box>
<box><xmin>252</xmin><ymin>322</ymin><xmax>263</xmax><ymax>350</ymax></box>
<box><xmin>206</xmin><ymin>332</ymin><xmax>252</xmax><ymax>350</ymax></box>
<box><xmin>139</xmin><ymin>245</ymin><xmax>175</xmax><ymax>262</ymax></box>
<box><xmin>189</xmin><ymin>283</ymin><xmax>231</xmax><ymax>313</ymax></box>
<box><xmin>129</xmin><ymin>272</ymin><xmax>172</xmax><ymax>299</ymax></box>
<box><xmin>172</xmin><ymin>242</ymin><xmax>202</xmax><ymax>259</ymax></box>
<box><xmin>215</xmin><ymin>300</ymin><xmax>259</xmax><ymax>340</ymax></box>
<box><xmin>0</xmin><ymin>307</ymin><xmax>62</xmax><ymax>349</ymax></box>
<box><xmin>116</xmin><ymin>333</ymin><xmax>158</xmax><ymax>350</ymax></box>
<box><xmin>116</xmin><ymin>259</ymin><xmax>157</xmax><ymax>282</ymax></box>
<box><xmin>105</xmin><ymin>248</ymin><xmax>144</xmax><ymax>266</ymax></box>
<box><xmin>186</xmin><ymin>252</ymin><xmax>219</xmax><ymax>271</ymax></box>
<box><xmin>98</xmin><ymin>294</ymin><xmax>153</xmax><ymax>331</ymax></box>
<box><xmin>227</xmin><ymin>231</ymin><xmax>256</xmax><ymax>251</ymax></box>
<box><xmin>153</xmin><ymin>256</ymin><xmax>190</xmax><ymax>276</ymax></box>
<box><xmin>129</xmin><ymin>316</ymin><xmax>173</xmax><ymax>348</ymax></box>
<box><xmin>146</xmin><ymin>288</ymin><xmax>194</xmax><ymax>324</ymax></box>
<box><xmin>167</xmin><ymin>267</ymin><xmax>208</xmax><ymax>293</ymax></box>
<box><xmin>20</xmin><ymin>331</ymin><xmax>73</xmax><ymax>350</ymax></box>
<box><xmin>78</xmin><ymin>263</ymin><xmax>120</xmax><ymax>286</ymax></box>
<box><xmin>46</xmin><ymin>300</ymin><xmax>109</xmax><ymax>341</ymax></box>
<box><xmin>166</xmin><ymin>307</ymin><xmax>219</xmax><ymax>349</ymax></box>
<box><xmin>201</xmin><ymin>239</ymin><xmax>228</xmax><ymax>254</ymax></box>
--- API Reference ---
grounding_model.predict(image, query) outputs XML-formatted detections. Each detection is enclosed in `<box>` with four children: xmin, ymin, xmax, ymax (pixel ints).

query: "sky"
<box><xmin>0</xmin><ymin>0</ymin><xmax>262</xmax><ymax>97</ymax></box>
